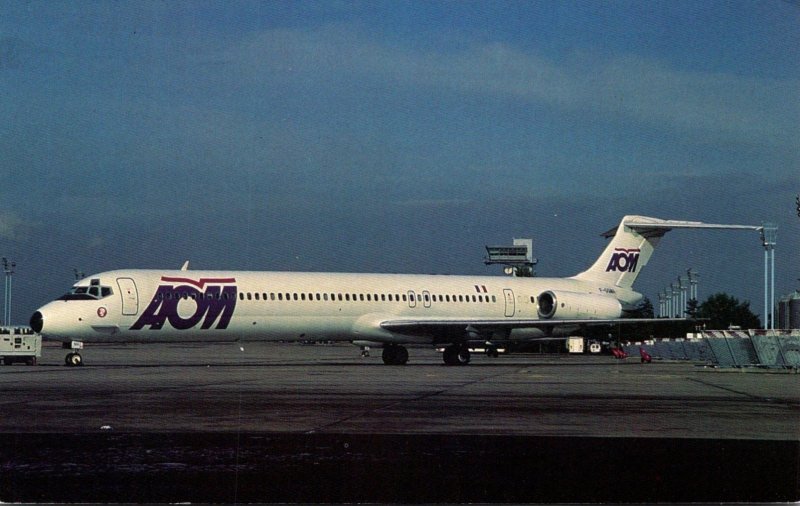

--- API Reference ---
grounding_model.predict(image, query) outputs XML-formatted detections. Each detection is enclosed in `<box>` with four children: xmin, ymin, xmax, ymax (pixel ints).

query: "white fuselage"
<box><xmin>31</xmin><ymin>269</ymin><xmax>642</xmax><ymax>345</ymax></box>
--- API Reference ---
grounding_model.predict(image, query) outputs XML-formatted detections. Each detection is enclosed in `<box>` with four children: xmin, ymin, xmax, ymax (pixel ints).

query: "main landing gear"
<box><xmin>382</xmin><ymin>344</ymin><xmax>409</xmax><ymax>365</ymax></box>
<box><xmin>442</xmin><ymin>344</ymin><xmax>471</xmax><ymax>366</ymax></box>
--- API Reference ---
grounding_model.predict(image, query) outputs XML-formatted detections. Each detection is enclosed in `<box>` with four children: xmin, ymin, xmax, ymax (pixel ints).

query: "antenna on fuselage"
<box><xmin>180</xmin><ymin>261</ymin><xmax>190</xmax><ymax>271</ymax></box>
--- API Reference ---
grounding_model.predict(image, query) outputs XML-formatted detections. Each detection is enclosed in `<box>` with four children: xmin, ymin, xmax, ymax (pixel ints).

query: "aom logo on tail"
<box><xmin>605</xmin><ymin>248</ymin><xmax>640</xmax><ymax>273</ymax></box>
<box><xmin>131</xmin><ymin>277</ymin><xmax>237</xmax><ymax>331</ymax></box>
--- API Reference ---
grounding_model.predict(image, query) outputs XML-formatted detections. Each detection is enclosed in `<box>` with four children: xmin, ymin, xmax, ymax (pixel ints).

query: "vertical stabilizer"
<box><xmin>571</xmin><ymin>215</ymin><xmax>666</xmax><ymax>289</ymax></box>
<box><xmin>571</xmin><ymin>215</ymin><xmax>760</xmax><ymax>289</ymax></box>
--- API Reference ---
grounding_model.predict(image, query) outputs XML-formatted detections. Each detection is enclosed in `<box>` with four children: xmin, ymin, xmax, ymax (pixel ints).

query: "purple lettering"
<box><xmin>605</xmin><ymin>252</ymin><xmax>640</xmax><ymax>273</ymax></box>
<box><xmin>131</xmin><ymin>283</ymin><xmax>237</xmax><ymax>331</ymax></box>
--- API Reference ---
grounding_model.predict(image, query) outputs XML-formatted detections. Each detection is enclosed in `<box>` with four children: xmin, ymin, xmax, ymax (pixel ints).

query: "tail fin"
<box><xmin>571</xmin><ymin>215</ymin><xmax>668</xmax><ymax>289</ymax></box>
<box><xmin>571</xmin><ymin>215</ymin><xmax>761</xmax><ymax>290</ymax></box>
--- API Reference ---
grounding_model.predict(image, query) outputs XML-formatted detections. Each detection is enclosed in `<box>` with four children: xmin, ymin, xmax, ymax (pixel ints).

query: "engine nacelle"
<box><xmin>537</xmin><ymin>290</ymin><xmax>623</xmax><ymax>320</ymax></box>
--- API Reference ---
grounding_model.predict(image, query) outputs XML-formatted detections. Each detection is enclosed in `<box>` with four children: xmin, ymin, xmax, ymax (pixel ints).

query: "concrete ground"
<box><xmin>1</xmin><ymin>341</ymin><xmax>797</xmax><ymax>439</ymax></box>
<box><xmin>1</xmin><ymin>341</ymin><xmax>798</xmax><ymax>503</ymax></box>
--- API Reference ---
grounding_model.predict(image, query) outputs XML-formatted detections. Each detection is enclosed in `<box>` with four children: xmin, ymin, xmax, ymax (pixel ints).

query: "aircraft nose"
<box><xmin>30</xmin><ymin>311</ymin><xmax>43</xmax><ymax>333</ymax></box>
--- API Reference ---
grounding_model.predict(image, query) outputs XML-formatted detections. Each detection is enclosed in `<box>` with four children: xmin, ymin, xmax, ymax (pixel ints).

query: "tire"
<box><xmin>66</xmin><ymin>353</ymin><xmax>83</xmax><ymax>367</ymax></box>
<box><xmin>382</xmin><ymin>345</ymin><xmax>409</xmax><ymax>365</ymax></box>
<box><xmin>443</xmin><ymin>345</ymin><xmax>470</xmax><ymax>366</ymax></box>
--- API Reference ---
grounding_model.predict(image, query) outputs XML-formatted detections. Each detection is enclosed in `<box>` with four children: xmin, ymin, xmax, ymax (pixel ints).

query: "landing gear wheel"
<box><xmin>65</xmin><ymin>352</ymin><xmax>83</xmax><ymax>367</ymax></box>
<box><xmin>382</xmin><ymin>345</ymin><xmax>409</xmax><ymax>365</ymax></box>
<box><xmin>443</xmin><ymin>344</ymin><xmax>471</xmax><ymax>366</ymax></box>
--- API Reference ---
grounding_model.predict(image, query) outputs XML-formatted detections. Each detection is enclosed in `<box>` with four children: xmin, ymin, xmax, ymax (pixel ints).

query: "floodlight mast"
<box><xmin>760</xmin><ymin>223</ymin><xmax>777</xmax><ymax>330</ymax></box>
<box><xmin>2</xmin><ymin>257</ymin><xmax>16</xmax><ymax>326</ymax></box>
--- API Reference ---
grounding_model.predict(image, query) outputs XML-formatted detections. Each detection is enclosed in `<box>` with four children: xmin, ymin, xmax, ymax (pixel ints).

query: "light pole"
<box><xmin>687</xmin><ymin>268</ymin><xmax>699</xmax><ymax>302</ymax></box>
<box><xmin>2</xmin><ymin>258</ymin><xmax>16</xmax><ymax>326</ymax></box>
<box><xmin>682</xmin><ymin>276</ymin><xmax>690</xmax><ymax>315</ymax></box>
<box><xmin>677</xmin><ymin>276</ymin><xmax>687</xmax><ymax>317</ymax></box>
<box><xmin>668</xmin><ymin>283</ymin><xmax>676</xmax><ymax>317</ymax></box>
<box><xmin>760</xmin><ymin>223</ymin><xmax>777</xmax><ymax>330</ymax></box>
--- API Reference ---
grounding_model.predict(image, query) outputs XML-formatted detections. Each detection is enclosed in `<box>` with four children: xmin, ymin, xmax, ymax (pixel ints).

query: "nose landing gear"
<box><xmin>62</xmin><ymin>341</ymin><xmax>85</xmax><ymax>367</ymax></box>
<box><xmin>65</xmin><ymin>352</ymin><xmax>83</xmax><ymax>367</ymax></box>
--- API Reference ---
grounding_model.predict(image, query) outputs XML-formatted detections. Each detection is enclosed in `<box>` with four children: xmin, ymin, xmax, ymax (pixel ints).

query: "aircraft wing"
<box><xmin>380</xmin><ymin>317</ymin><xmax>692</xmax><ymax>341</ymax></box>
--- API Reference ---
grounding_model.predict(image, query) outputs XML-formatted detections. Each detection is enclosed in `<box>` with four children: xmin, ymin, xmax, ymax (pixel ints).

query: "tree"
<box><xmin>685</xmin><ymin>298</ymin><xmax>699</xmax><ymax>319</ymax></box>
<box><xmin>631</xmin><ymin>296</ymin><xmax>655</xmax><ymax>318</ymax></box>
<box><xmin>624</xmin><ymin>297</ymin><xmax>655</xmax><ymax>341</ymax></box>
<box><xmin>696</xmin><ymin>293</ymin><xmax>761</xmax><ymax>330</ymax></box>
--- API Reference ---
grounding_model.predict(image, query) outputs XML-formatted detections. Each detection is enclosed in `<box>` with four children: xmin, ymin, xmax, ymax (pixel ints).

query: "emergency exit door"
<box><xmin>503</xmin><ymin>289</ymin><xmax>515</xmax><ymax>317</ymax></box>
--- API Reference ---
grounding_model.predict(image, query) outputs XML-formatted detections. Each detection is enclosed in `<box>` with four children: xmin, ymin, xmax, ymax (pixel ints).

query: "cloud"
<box><xmin>218</xmin><ymin>25</ymin><xmax>798</xmax><ymax>149</ymax></box>
<box><xmin>0</xmin><ymin>211</ymin><xmax>29</xmax><ymax>241</ymax></box>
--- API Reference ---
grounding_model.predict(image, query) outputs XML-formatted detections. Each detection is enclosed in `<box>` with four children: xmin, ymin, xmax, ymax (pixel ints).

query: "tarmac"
<box><xmin>1</xmin><ymin>341</ymin><xmax>798</xmax><ymax>502</ymax></box>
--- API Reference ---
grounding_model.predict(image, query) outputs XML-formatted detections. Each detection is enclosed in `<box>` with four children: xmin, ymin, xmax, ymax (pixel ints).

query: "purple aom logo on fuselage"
<box><xmin>605</xmin><ymin>248</ymin><xmax>640</xmax><ymax>273</ymax></box>
<box><xmin>130</xmin><ymin>276</ymin><xmax>237</xmax><ymax>331</ymax></box>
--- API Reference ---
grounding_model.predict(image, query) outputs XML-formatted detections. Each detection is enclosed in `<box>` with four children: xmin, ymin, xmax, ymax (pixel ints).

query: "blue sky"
<box><xmin>1</xmin><ymin>1</ymin><xmax>798</xmax><ymax>325</ymax></box>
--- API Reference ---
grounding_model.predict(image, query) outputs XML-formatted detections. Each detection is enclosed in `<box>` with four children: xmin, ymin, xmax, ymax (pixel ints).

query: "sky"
<box><xmin>1</xmin><ymin>0</ymin><xmax>798</xmax><ymax>326</ymax></box>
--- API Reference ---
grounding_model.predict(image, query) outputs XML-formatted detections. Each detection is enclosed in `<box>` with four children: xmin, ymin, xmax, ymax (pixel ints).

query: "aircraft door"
<box><xmin>422</xmin><ymin>290</ymin><xmax>431</xmax><ymax>308</ymax></box>
<box><xmin>407</xmin><ymin>290</ymin><xmax>417</xmax><ymax>308</ymax></box>
<box><xmin>117</xmin><ymin>277</ymin><xmax>139</xmax><ymax>316</ymax></box>
<box><xmin>503</xmin><ymin>289</ymin><xmax>515</xmax><ymax>317</ymax></box>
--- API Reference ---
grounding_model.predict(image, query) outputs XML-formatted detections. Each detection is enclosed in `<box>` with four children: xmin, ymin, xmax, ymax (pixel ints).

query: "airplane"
<box><xmin>30</xmin><ymin>215</ymin><xmax>750</xmax><ymax>367</ymax></box>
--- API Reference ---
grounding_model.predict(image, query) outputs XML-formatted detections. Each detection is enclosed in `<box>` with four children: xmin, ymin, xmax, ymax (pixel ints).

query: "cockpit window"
<box><xmin>57</xmin><ymin>284</ymin><xmax>114</xmax><ymax>301</ymax></box>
